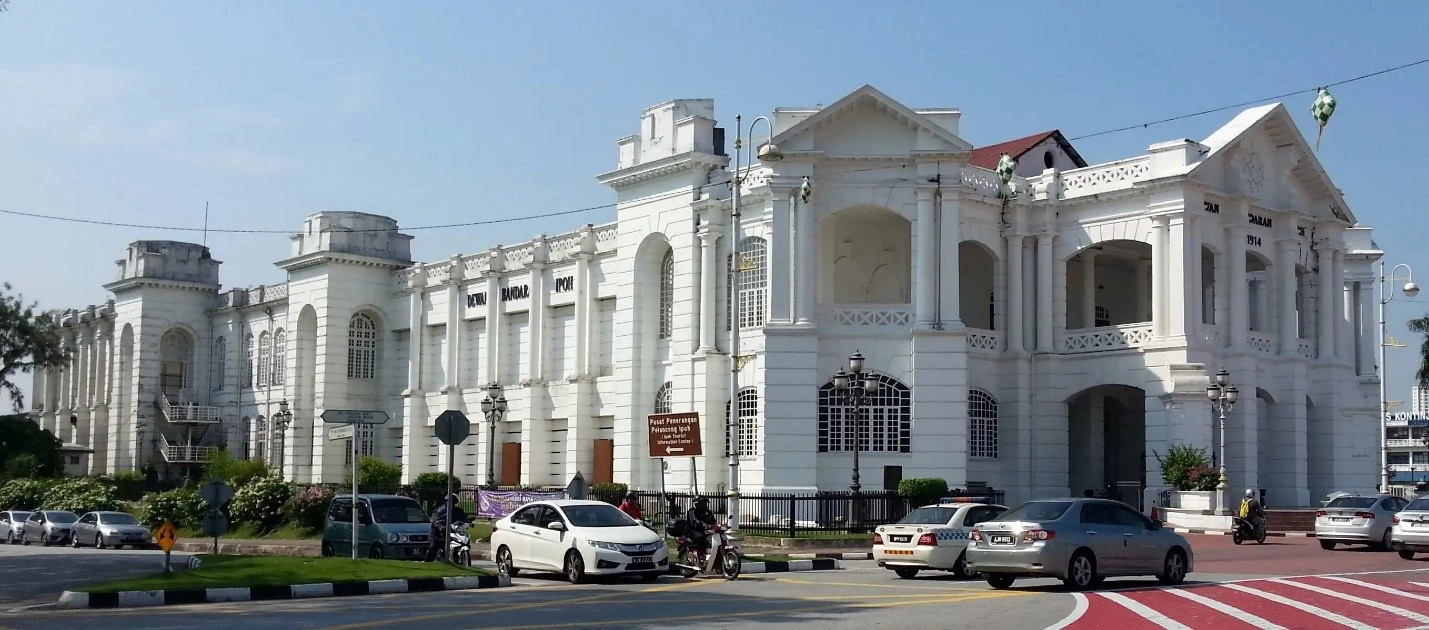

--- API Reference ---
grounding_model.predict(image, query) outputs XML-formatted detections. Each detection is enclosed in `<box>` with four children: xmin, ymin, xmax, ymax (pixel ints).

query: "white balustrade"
<box><xmin>826</xmin><ymin>305</ymin><xmax>913</xmax><ymax>328</ymax></box>
<box><xmin>966</xmin><ymin>330</ymin><xmax>1002</xmax><ymax>352</ymax></box>
<box><xmin>1247</xmin><ymin>332</ymin><xmax>1275</xmax><ymax>354</ymax></box>
<box><xmin>1059</xmin><ymin>157</ymin><xmax>1150</xmax><ymax>199</ymax></box>
<box><xmin>1060</xmin><ymin>322</ymin><xmax>1154</xmax><ymax>354</ymax></box>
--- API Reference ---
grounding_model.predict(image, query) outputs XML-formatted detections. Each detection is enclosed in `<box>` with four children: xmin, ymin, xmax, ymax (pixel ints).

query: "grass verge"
<box><xmin>82</xmin><ymin>554</ymin><xmax>492</xmax><ymax>593</ymax></box>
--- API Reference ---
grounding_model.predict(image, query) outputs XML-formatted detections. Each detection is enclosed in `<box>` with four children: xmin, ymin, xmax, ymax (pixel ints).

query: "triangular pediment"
<box><xmin>771</xmin><ymin>85</ymin><xmax>973</xmax><ymax>157</ymax></box>
<box><xmin>1189</xmin><ymin>103</ymin><xmax>1357</xmax><ymax>225</ymax></box>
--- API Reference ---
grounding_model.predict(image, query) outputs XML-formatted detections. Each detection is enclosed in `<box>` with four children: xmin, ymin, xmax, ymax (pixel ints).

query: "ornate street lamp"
<box><xmin>480</xmin><ymin>382</ymin><xmax>509</xmax><ymax>489</ymax></box>
<box><xmin>271</xmin><ymin>400</ymin><xmax>293</xmax><ymax>476</ymax></box>
<box><xmin>833</xmin><ymin>351</ymin><xmax>880</xmax><ymax>496</ymax></box>
<box><xmin>1206</xmin><ymin>368</ymin><xmax>1240</xmax><ymax>513</ymax></box>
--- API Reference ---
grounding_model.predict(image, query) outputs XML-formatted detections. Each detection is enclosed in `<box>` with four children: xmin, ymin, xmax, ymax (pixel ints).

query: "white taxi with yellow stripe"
<box><xmin>873</xmin><ymin>500</ymin><xmax>1007</xmax><ymax>579</ymax></box>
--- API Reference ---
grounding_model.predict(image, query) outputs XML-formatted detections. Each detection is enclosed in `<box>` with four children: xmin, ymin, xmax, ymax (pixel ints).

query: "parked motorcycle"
<box><xmin>669</xmin><ymin>518</ymin><xmax>741</xmax><ymax>580</ymax></box>
<box><xmin>1232</xmin><ymin>515</ymin><xmax>1267</xmax><ymax>545</ymax></box>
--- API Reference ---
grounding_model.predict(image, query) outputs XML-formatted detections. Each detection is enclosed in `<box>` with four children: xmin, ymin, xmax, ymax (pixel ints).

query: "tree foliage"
<box><xmin>358</xmin><ymin>456</ymin><xmax>402</xmax><ymax>490</ymax></box>
<box><xmin>1409</xmin><ymin>315</ymin><xmax>1429</xmax><ymax>389</ymax></box>
<box><xmin>0</xmin><ymin>283</ymin><xmax>69</xmax><ymax>412</ymax></box>
<box><xmin>1156</xmin><ymin>444</ymin><xmax>1219</xmax><ymax>491</ymax></box>
<box><xmin>0</xmin><ymin>414</ymin><xmax>62</xmax><ymax>479</ymax></box>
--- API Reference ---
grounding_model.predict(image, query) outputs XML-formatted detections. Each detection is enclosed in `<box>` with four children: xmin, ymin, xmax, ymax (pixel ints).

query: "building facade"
<box><xmin>29</xmin><ymin>85</ymin><xmax>1383</xmax><ymax>508</ymax></box>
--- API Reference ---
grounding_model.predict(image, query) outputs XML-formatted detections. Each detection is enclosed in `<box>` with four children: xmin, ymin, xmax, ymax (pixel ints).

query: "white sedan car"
<box><xmin>490</xmin><ymin>499</ymin><xmax>668</xmax><ymax>584</ymax></box>
<box><xmin>874</xmin><ymin>501</ymin><xmax>1007</xmax><ymax>579</ymax></box>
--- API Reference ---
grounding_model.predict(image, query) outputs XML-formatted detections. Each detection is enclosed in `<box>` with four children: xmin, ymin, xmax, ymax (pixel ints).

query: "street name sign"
<box><xmin>328</xmin><ymin>424</ymin><xmax>355</xmax><ymax>440</ymax></box>
<box><xmin>648</xmin><ymin>412</ymin><xmax>703</xmax><ymax>458</ymax></box>
<box><xmin>320</xmin><ymin>409</ymin><xmax>391</xmax><ymax>425</ymax></box>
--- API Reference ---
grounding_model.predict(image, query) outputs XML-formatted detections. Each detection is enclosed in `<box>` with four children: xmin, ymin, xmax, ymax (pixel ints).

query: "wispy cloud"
<box><xmin>0</xmin><ymin>62</ymin><xmax>140</xmax><ymax>129</ymax></box>
<box><xmin>335</xmin><ymin>70</ymin><xmax>378</xmax><ymax>115</ymax></box>
<box><xmin>179</xmin><ymin>148</ymin><xmax>304</xmax><ymax>177</ymax></box>
<box><xmin>197</xmin><ymin>105</ymin><xmax>284</xmax><ymax>128</ymax></box>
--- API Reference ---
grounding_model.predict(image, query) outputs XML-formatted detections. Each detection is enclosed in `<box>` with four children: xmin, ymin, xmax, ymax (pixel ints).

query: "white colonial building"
<box><xmin>29</xmin><ymin>85</ymin><xmax>1384</xmax><ymax>508</ymax></box>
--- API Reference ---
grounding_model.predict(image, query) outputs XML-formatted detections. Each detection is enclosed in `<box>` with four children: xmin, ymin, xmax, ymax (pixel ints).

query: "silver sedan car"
<box><xmin>21</xmin><ymin>510</ymin><xmax>80</xmax><ymax>546</ymax></box>
<box><xmin>1390</xmin><ymin>496</ymin><xmax>1429</xmax><ymax>559</ymax></box>
<box><xmin>965</xmin><ymin>498</ymin><xmax>1194</xmax><ymax>590</ymax></box>
<box><xmin>1316</xmin><ymin>493</ymin><xmax>1407</xmax><ymax>550</ymax></box>
<box><xmin>72</xmin><ymin>511</ymin><xmax>153</xmax><ymax>549</ymax></box>
<box><xmin>0</xmin><ymin>511</ymin><xmax>31</xmax><ymax>544</ymax></box>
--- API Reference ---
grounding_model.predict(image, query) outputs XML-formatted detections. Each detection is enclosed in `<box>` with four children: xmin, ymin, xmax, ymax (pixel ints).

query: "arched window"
<box><xmin>817</xmin><ymin>374</ymin><xmax>912</xmax><ymax>453</ymax></box>
<box><xmin>243</xmin><ymin>334</ymin><xmax>255</xmax><ymax>388</ymax></box>
<box><xmin>658</xmin><ymin>249</ymin><xmax>675</xmax><ymax>339</ymax></box>
<box><xmin>969</xmin><ymin>389</ymin><xmax>999</xmax><ymax>459</ymax></box>
<box><xmin>724</xmin><ymin>388</ymin><xmax>760</xmax><ymax>457</ymax></box>
<box><xmin>257</xmin><ymin>332</ymin><xmax>271</xmax><ymax>387</ymax></box>
<box><xmin>211</xmin><ymin>337</ymin><xmax>226</xmax><ymax>391</ymax></box>
<box><xmin>347</xmin><ymin>313</ymin><xmax>378</xmax><ymax>379</ymax></box>
<box><xmin>271</xmin><ymin>329</ymin><xmax>286</xmax><ymax>385</ymax></box>
<box><xmin>654</xmin><ymin>381</ymin><xmax>673</xmax><ymax>414</ymax></box>
<box><xmin>254</xmin><ymin>415</ymin><xmax>268</xmax><ymax>463</ymax></box>
<box><xmin>727</xmin><ymin>237</ymin><xmax>768</xmax><ymax>330</ymax></box>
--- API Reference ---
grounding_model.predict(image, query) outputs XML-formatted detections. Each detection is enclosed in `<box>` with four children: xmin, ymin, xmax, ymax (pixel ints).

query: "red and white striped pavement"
<box><xmin>1052</xmin><ymin>572</ymin><xmax>1429</xmax><ymax>629</ymax></box>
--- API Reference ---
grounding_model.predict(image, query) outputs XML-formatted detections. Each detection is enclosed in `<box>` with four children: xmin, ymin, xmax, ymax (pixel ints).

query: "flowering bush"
<box><xmin>0</xmin><ymin>478</ymin><xmax>50</xmax><ymax>511</ymax></box>
<box><xmin>1185</xmin><ymin>465</ymin><xmax>1222</xmax><ymax>492</ymax></box>
<box><xmin>143</xmin><ymin>485</ymin><xmax>208</xmax><ymax>528</ymax></box>
<box><xmin>42</xmin><ymin>478</ymin><xmax>119</xmax><ymax>513</ymax></box>
<box><xmin>283</xmin><ymin>485</ymin><xmax>336</xmax><ymax>531</ymax></box>
<box><xmin>228</xmin><ymin>474</ymin><xmax>295</xmax><ymax>531</ymax></box>
<box><xmin>1157</xmin><ymin>444</ymin><xmax>1217</xmax><ymax>491</ymax></box>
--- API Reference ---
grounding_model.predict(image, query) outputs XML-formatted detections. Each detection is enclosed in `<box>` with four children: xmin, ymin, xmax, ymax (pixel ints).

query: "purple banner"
<box><xmin>477</xmin><ymin>489</ymin><xmax>565</xmax><ymax>519</ymax></box>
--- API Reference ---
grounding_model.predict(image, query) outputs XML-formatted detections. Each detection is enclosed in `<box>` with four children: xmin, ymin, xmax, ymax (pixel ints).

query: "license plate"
<box><xmin>991</xmin><ymin>535</ymin><xmax>1014</xmax><ymax>545</ymax></box>
<box><xmin>1414</xmin><ymin>522</ymin><xmax>1427</xmax><ymax>528</ymax></box>
<box><xmin>630</xmin><ymin>557</ymin><xmax>653</xmax><ymax>565</ymax></box>
<box><xmin>1331</xmin><ymin>517</ymin><xmax>1350</xmax><ymax>522</ymax></box>
<box><xmin>889</xmin><ymin>535</ymin><xmax>911</xmax><ymax>543</ymax></box>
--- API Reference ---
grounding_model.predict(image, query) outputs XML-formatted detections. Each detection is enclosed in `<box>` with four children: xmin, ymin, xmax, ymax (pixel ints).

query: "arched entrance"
<box><xmin>1067</xmin><ymin>385</ymin><xmax>1147</xmax><ymax>507</ymax></box>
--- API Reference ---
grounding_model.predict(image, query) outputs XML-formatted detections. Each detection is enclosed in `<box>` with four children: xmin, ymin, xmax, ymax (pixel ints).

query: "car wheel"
<box><xmin>953</xmin><ymin>552</ymin><xmax>978</xmax><ymax>579</ymax></box>
<box><xmin>71</xmin><ymin>534</ymin><xmax>81</xmax><ymax>548</ymax></box>
<box><xmin>321</xmin><ymin>541</ymin><xmax>334</xmax><ymax>557</ymax></box>
<box><xmin>95</xmin><ymin>534</ymin><xmax>105</xmax><ymax>550</ymax></box>
<box><xmin>1377</xmin><ymin>529</ymin><xmax>1393</xmax><ymax>552</ymax></box>
<box><xmin>368</xmin><ymin>543</ymin><xmax>384</xmax><ymax>559</ymax></box>
<box><xmin>564</xmin><ymin>550</ymin><xmax>586</xmax><ymax>584</ymax></box>
<box><xmin>985</xmin><ymin>574</ymin><xmax>1015</xmax><ymax>590</ymax></box>
<box><xmin>1400</xmin><ymin>549</ymin><xmax>1416</xmax><ymax>560</ymax></box>
<box><xmin>1158</xmin><ymin>549</ymin><xmax>1188</xmax><ymax>585</ymax></box>
<box><xmin>893</xmin><ymin>567</ymin><xmax>919</xmax><ymax>579</ymax></box>
<box><xmin>1063</xmin><ymin>551</ymin><xmax>1097</xmax><ymax>591</ymax></box>
<box><xmin>1320</xmin><ymin>540</ymin><xmax>1336</xmax><ymax>551</ymax></box>
<box><xmin>495</xmin><ymin>545</ymin><xmax>520</xmax><ymax>577</ymax></box>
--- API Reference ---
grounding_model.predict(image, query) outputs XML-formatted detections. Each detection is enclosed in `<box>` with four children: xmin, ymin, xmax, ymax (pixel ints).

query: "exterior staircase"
<box><xmin>157</xmin><ymin>393</ymin><xmax>225</xmax><ymax>464</ymax></box>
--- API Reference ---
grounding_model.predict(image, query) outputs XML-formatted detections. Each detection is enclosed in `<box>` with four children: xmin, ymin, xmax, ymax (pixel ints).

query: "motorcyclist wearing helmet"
<box><xmin>685</xmin><ymin>497</ymin><xmax>718</xmax><ymax>554</ymax></box>
<box><xmin>619</xmin><ymin>492</ymin><xmax>644</xmax><ymax>521</ymax></box>
<box><xmin>1239</xmin><ymin>488</ymin><xmax>1265</xmax><ymax>534</ymax></box>
<box><xmin>426</xmin><ymin>502</ymin><xmax>470</xmax><ymax>562</ymax></box>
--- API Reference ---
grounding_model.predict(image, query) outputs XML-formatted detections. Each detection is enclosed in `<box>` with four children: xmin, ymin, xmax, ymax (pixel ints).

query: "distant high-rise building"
<box><xmin>1415</xmin><ymin>386</ymin><xmax>1429</xmax><ymax>416</ymax></box>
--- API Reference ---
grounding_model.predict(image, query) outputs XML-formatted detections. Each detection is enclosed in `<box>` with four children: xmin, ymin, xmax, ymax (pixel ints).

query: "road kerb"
<box><xmin>54</xmin><ymin>575</ymin><xmax>510</xmax><ymax>609</ymax></box>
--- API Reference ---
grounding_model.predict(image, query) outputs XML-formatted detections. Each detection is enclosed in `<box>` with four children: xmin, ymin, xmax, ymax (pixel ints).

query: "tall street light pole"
<box><xmin>1380</xmin><ymin>262</ymin><xmax>1419</xmax><ymax>490</ymax></box>
<box><xmin>727</xmin><ymin>114</ymin><xmax>782</xmax><ymax>536</ymax></box>
<box><xmin>1206</xmin><ymin>368</ymin><xmax>1239</xmax><ymax>513</ymax></box>
<box><xmin>272</xmin><ymin>399</ymin><xmax>292</xmax><ymax>477</ymax></box>
<box><xmin>832</xmin><ymin>351</ymin><xmax>879</xmax><ymax>498</ymax></box>
<box><xmin>480</xmin><ymin>382</ymin><xmax>509</xmax><ymax>489</ymax></box>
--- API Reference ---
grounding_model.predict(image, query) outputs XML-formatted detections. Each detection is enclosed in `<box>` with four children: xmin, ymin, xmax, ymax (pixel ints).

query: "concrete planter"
<box><xmin>1171</xmin><ymin>491</ymin><xmax>1215</xmax><ymax>511</ymax></box>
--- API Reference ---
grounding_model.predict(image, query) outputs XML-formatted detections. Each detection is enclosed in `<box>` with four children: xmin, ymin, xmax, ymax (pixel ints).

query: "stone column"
<box><xmin>1036</xmin><ymin>233</ymin><xmax>1054</xmax><ymax>352</ymax></box>
<box><xmin>1080</xmin><ymin>251</ymin><xmax>1097</xmax><ymax>328</ymax></box>
<box><xmin>1150</xmin><ymin>216</ymin><xmax>1169</xmax><ymax>337</ymax></box>
<box><xmin>699</xmin><ymin>226</ymin><xmax>722</xmax><ymax>351</ymax></box>
<box><xmin>1005</xmin><ymin>233</ymin><xmax>1025</xmax><ymax>352</ymax></box>
<box><xmin>1178</xmin><ymin>216</ymin><xmax>1201</xmax><ymax>343</ymax></box>
<box><xmin>767</xmin><ymin>190</ymin><xmax>793</xmax><ymax>324</ymax></box>
<box><xmin>1278</xmin><ymin>239</ymin><xmax>1298</xmax><ymax>356</ymax></box>
<box><xmin>1357</xmin><ymin>280</ymin><xmax>1375</xmax><ymax>375</ymax></box>
<box><xmin>1228</xmin><ymin>226</ymin><xmax>1248</xmax><ymax>347</ymax></box>
<box><xmin>939</xmin><ymin>190</ymin><xmax>963</xmax><ymax>328</ymax></box>
<box><xmin>795</xmin><ymin>194</ymin><xmax>816</xmax><ymax>326</ymax></box>
<box><xmin>1333</xmin><ymin>249</ymin><xmax>1350</xmax><ymax>362</ymax></box>
<box><xmin>1317</xmin><ymin>245</ymin><xmax>1335</xmax><ymax>360</ymax></box>
<box><xmin>575</xmin><ymin>226</ymin><xmax>595</xmax><ymax>377</ymax></box>
<box><xmin>406</xmin><ymin>265</ymin><xmax>426</xmax><ymax>393</ymax></box>
<box><xmin>446</xmin><ymin>256</ymin><xmax>463</xmax><ymax>395</ymax></box>
<box><xmin>915</xmin><ymin>187</ymin><xmax>937</xmax><ymax>327</ymax></box>
<box><xmin>400</xmin><ymin>265</ymin><xmax>430</xmax><ymax>482</ymax></box>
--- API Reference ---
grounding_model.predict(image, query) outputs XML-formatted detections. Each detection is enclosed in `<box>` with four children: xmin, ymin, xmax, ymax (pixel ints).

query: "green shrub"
<box><xmin>204</xmin><ymin>451</ymin><xmax>270</xmax><ymax>489</ymax></box>
<box><xmin>898</xmin><ymin>478</ymin><xmax>949</xmax><ymax>508</ymax></box>
<box><xmin>283</xmin><ymin>485</ymin><xmax>336</xmax><ymax>531</ymax></box>
<box><xmin>142</xmin><ymin>486</ymin><xmax>209</xmax><ymax>528</ymax></box>
<box><xmin>413</xmin><ymin>472</ymin><xmax>460</xmax><ymax>511</ymax></box>
<box><xmin>358</xmin><ymin>456</ymin><xmax>403</xmax><ymax>490</ymax></box>
<box><xmin>228</xmin><ymin>474</ymin><xmax>295</xmax><ymax>531</ymax></box>
<box><xmin>1157</xmin><ymin>444</ymin><xmax>1217</xmax><ymax>491</ymax></box>
<box><xmin>42</xmin><ymin>478</ymin><xmax>119</xmax><ymax>513</ymax></box>
<box><xmin>0</xmin><ymin>478</ymin><xmax>51</xmax><ymax>511</ymax></box>
<box><xmin>106</xmin><ymin>471</ymin><xmax>147</xmax><ymax>501</ymax></box>
<box><xmin>591</xmin><ymin>482</ymin><xmax>628</xmax><ymax>505</ymax></box>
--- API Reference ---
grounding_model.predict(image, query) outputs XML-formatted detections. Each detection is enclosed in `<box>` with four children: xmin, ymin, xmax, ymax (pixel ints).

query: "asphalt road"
<box><xmin>0</xmin><ymin>542</ymin><xmax>194</xmax><ymax>611</ymax></box>
<box><xmin>4</xmin><ymin>536</ymin><xmax>1429</xmax><ymax>629</ymax></box>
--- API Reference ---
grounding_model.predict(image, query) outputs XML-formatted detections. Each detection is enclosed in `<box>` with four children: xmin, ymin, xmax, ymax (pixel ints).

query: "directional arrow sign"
<box><xmin>320</xmin><ymin>409</ymin><xmax>391</xmax><ymax>425</ymax></box>
<box><xmin>435</xmin><ymin>409</ymin><xmax>471</xmax><ymax>446</ymax></box>
<box><xmin>328</xmin><ymin>424</ymin><xmax>355</xmax><ymax>440</ymax></box>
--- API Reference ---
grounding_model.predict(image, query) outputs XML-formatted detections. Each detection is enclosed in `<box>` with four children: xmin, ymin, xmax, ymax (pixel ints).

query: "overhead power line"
<box><xmin>3</xmin><ymin>55</ymin><xmax>1427</xmax><ymax>236</ymax></box>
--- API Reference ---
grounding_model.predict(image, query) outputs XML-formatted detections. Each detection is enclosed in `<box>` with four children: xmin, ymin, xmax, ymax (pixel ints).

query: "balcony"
<box><xmin>966</xmin><ymin>329</ymin><xmax>1001</xmax><ymax>353</ymax></box>
<box><xmin>1387</xmin><ymin>439</ymin><xmax>1427</xmax><ymax>449</ymax></box>
<box><xmin>823</xmin><ymin>304</ymin><xmax>912</xmax><ymax>328</ymax></box>
<box><xmin>160</xmin><ymin>435</ymin><xmax>218</xmax><ymax>463</ymax></box>
<box><xmin>160</xmin><ymin>394</ymin><xmax>222</xmax><ymax>424</ymax></box>
<box><xmin>1060</xmin><ymin>322</ymin><xmax>1154</xmax><ymax>354</ymax></box>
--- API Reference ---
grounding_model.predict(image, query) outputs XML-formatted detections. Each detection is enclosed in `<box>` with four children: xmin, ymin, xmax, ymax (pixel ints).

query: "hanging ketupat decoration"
<box><xmin>1311</xmin><ymin>87</ymin><xmax>1337</xmax><ymax>150</ymax></box>
<box><xmin>799</xmin><ymin>176</ymin><xmax>813</xmax><ymax>203</ymax></box>
<box><xmin>995</xmin><ymin>153</ymin><xmax>1017</xmax><ymax>198</ymax></box>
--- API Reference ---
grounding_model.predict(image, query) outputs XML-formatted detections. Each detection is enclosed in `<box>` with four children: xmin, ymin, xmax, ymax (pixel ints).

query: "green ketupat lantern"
<box><xmin>1311</xmin><ymin>87</ymin><xmax>1337</xmax><ymax>150</ymax></box>
<box><xmin>996</xmin><ymin>153</ymin><xmax>1017</xmax><ymax>198</ymax></box>
<box><xmin>799</xmin><ymin>176</ymin><xmax>813</xmax><ymax>203</ymax></box>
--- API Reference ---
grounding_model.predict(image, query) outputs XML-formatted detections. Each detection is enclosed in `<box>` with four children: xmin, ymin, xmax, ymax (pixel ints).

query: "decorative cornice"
<box><xmin>596</xmin><ymin>151</ymin><xmax>727</xmax><ymax>190</ymax></box>
<box><xmin>102</xmin><ymin>277</ymin><xmax>219</xmax><ymax>295</ymax></box>
<box><xmin>275</xmin><ymin>251</ymin><xmax>412</xmax><ymax>273</ymax></box>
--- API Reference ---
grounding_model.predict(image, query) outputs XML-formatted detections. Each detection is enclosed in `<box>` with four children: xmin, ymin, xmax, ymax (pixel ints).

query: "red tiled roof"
<box><xmin>968</xmin><ymin>130</ymin><xmax>1087</xmax><ymax>171</ymax></box>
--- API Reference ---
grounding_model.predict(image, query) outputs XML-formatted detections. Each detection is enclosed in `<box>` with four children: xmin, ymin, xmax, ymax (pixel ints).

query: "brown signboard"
<box><xmin>648</xmin><ymin>412</ymin><xmax>703</xmax><ymax>458</ymax></box>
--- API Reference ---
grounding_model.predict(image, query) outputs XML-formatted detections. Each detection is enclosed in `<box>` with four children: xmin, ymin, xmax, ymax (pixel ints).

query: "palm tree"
<box><xmin>1409</xmin><ymin>315</ymin><xmax>1429</xmax><ymax>388</ymax></box>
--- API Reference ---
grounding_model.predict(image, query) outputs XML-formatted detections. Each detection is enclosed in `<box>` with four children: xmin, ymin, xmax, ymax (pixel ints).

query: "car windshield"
<box><xmin>1408</xmin><ymin>498</ymin><xmax>1429</xmax><ymax>511</ymax></box>
<box><xmin>11</xmin><ymin>512</ymin><xmax>30</xmax><ymax>520</ymax></box>
<box><xmin>100</xmin><ymin>513</ymin><xmax>139</xmax><ymax>525</ymax></box>
<box><xmin>47</xmin><ymin>512</ymin><xmax>78</xmax><ymax>524</ymax></box>
<box><xmin>1326</xmin><ymin>497</ymin><xmax>1377</xmax><ymax>509</ymax></box>
<box><xmin>561</xmin><ymin>504</ymin><xmax>637</xmax><ymax>528</ymax></box>
<box><xmin>369</xmin><ymin>499</ymin><xmax>428</xmax><ymax>524</ymax></box>
<box><xmin>898</xmin><ymin>507</ymin><xmax>957</xmax><ymax>525</ymax></box>
<box><xmin>994</xmin><ymin>501</ymin><xmax>1072</xmax><ymax>523</ymax></box>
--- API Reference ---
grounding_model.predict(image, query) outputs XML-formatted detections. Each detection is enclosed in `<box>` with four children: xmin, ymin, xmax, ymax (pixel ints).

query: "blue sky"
<box><xmin>3</xmin><ymin>1</ymin><xmax>1429</xmax><ymax>410</ymax></box>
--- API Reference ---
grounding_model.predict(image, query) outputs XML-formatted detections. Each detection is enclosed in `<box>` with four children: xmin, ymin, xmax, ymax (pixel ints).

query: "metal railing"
<box><xmin>160</xmin><ymin>394</ymin><xmax>223</xmax><ymax>424</ymax></box>
<box><xmin>159</xmin><ymin>434</ymin><xmax>219</xmax><ymax>463</ymax></box>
